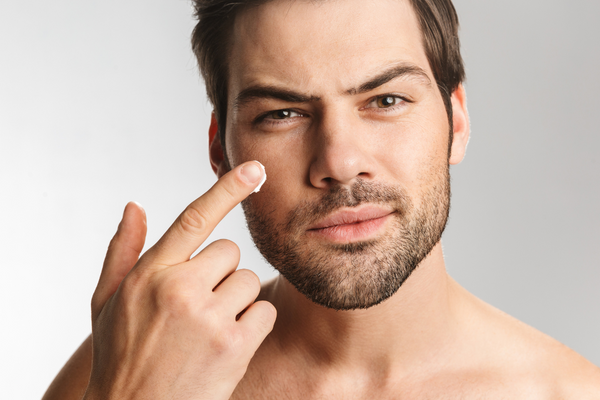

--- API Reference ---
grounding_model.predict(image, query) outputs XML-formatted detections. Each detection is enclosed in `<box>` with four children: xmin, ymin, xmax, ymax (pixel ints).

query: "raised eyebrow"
<box><xmin>347</xmin><ymin>64</ymin><xmax>432</xmax><ymax>95</ymax></box>
<box><xmin>233</xmin><ymin>86</ymin><xmax>321</xmax><ymax>110</ymax></box>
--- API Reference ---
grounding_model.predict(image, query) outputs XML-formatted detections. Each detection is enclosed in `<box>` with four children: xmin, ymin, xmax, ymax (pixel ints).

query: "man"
<box><xmin>43</xmin><ymin>0</ymin><xmax>600</xmax><ymax>398</ymax></box>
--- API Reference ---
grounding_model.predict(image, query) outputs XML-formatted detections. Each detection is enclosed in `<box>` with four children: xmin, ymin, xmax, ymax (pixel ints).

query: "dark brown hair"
<box><xmin>191</xmin><ymin>0</ymin><xmax>465</xmax><ymax>151</ymax></box>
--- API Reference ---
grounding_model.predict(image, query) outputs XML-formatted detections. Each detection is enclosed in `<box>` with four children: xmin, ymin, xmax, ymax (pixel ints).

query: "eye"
<box><xmin>254</xmin><ymin>108</ymin><xmax>307</xmax><ymax>129</ymax></box>
<box><xmin>266</xmin><ymin>109</ymin><xmax>302</xmax><ymax>120</ymax></box>
<box><xmin>365</xmin><ymin>95</ymin><xmax>405</xmax><ymax>109</ymax></box>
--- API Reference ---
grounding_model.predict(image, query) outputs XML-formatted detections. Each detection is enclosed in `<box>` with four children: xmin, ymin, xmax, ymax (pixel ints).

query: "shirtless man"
<box><xmin>43</xmin><ymin>0</ymin><xmax>600</xmax><ymax>398</ymax></box>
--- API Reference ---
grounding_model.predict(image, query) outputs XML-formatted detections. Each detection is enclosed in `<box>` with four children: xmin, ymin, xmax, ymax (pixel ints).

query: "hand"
<box><xmin>84</xmin><ymin>161</ymin><xmax>276</xmax><ymax>400</ymax></box>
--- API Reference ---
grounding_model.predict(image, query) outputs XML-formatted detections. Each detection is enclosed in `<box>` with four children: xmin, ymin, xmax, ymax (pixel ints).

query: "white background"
<box><xmin>0</xmin><ymin>0</ymin><xmax>598</xmax><ymax>398</ymax></box>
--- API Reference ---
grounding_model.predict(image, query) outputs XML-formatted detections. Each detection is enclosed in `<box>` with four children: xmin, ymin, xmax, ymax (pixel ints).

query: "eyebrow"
<box><xmin>348</xmin><ymin>63</ymin><xmax>432</xmax><ymax>95</ymax></box>
<box><xmin>234</xmin><ymin>86</ymin><xmax>321</xmax><ymax>110</ymax></box>
<box><xmin>233</xmin><ymin>62</ymin><xmax>431</xmax><ymax>110</ymax></box>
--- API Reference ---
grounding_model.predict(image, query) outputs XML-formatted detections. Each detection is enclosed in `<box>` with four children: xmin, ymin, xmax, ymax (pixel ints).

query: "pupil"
<box><xmin>380</xmin><ymin>97</ymin><xmax>394</xmax><ymax>107</ymax></box>
<box><xmin>275</xmin><ymin>110</ymin><xmax>290</xmax><ymax>119</ymax></box>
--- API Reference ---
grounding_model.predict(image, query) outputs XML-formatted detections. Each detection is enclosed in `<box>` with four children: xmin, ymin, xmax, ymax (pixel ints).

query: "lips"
<box><xmin>307</xmin><ymin>206</ymin><xmax>394</xmax><ymax>230</ymax></box>
<box><xmin>306</xmin><ymin>206</ymin><xmax>394</xmax><ymax>243</ymax></box>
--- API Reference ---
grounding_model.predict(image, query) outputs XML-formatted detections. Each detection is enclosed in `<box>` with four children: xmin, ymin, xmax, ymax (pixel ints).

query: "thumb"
<box><xmin>91</xmin><ymin>201</ymin><xmax>147</xmax><ymax>321</ymax></box>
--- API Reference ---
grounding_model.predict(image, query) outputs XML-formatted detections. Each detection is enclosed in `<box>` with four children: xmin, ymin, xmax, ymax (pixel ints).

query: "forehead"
<box><xmin>228</xmin><ymin>0</ymin><xmax>431</xmax><ymax>97</ymax></box>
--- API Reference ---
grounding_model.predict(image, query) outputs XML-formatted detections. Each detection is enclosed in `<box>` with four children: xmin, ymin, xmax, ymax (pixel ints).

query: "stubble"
<box><xmin>242</xmin><ymin>166</ymin><xmax>450</xmax><ymax>310</ymax></box>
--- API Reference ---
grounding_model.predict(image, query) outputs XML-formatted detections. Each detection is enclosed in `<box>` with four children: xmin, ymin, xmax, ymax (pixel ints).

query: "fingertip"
<box><xmin>126</xmin><ymin>201</ymin><xmax>145</xmax><ymax>215</ymax></box>
<box><xmin>118</xmin><ymin>202</ymin><xmax>148</xmax><ymax>240</ymax></box>
<box><xmin>253</xmin><ymin>300</ymin><xmax>278</xmax><ymax>327</ymax></box>
<box><xmin>123</xmin><ymin>201</ymin><xmax>146</xmax><ymax>222</ymax></box>
<box><xmin>265</xmin><ymin>300</ymin><xmax>277</xmax><ymax>320</ymax></box>
<box><xmin>238</xmin><ymin>299</ymin><xmax>277</xmax><ymax>325</ymax></box>
<box><xmin>130</xmin><ymin>200</ymin><xmax>144</xmax><ymax>210</ymax></box>
<box><xmin>238</xmin><ymin>161</ymin><xmax>266</xmax><ymax>193</ymax></box>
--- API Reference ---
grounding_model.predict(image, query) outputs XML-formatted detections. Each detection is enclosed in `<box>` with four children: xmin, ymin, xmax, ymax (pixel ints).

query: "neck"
<box><xmin>260</xmin><ymin>242</ymin><xmax>462</xmax><ymax>376</ymax></box>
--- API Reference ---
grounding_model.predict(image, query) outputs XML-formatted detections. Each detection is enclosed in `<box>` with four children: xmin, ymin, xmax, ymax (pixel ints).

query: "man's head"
<box><xmin>192</xmin><ymin>0</ymin><xmax>470</xmax><ymax>310</ymax></box>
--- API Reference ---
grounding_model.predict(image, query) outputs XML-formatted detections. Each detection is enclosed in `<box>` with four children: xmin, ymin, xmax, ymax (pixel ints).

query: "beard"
<box><xmin>241</xmin><ymin>164</ymin><xmax>451</xmax><ymax>311</ymax></box>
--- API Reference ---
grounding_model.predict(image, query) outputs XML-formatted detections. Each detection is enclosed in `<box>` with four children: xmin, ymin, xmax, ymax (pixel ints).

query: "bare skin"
<box><xmin>43</xmin><ymin>0</ymin><xmax>600</xmax><ymax>399</ymax></box>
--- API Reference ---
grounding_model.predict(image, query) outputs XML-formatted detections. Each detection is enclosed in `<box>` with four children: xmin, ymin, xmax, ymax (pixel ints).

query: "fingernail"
<box><xmin>240</xmin><ymin>161</ymin><xmax>263</xmax><ymax>184</ymax></box>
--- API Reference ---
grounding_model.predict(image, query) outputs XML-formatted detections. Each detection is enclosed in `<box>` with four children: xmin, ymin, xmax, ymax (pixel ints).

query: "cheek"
<box><xmin>378</xmin><ymin>115</ymin><xmax>449</xmax><ymax>188</ymax></box>
<box><xmin>228</xmin><ymin>130</ymin><xmax>307</xmax><ymax>221</ymax></box>
<box><xmin>254</xmin><ymin>163</ymin><xmax>304</xmax><ymax>218</ymax></box>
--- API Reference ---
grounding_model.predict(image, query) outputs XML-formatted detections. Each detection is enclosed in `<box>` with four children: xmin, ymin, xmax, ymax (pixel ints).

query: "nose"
<box><xmin>308</xmin><ymin>110</ymin><xmax>377</xmax><ymax>189</ymax></box>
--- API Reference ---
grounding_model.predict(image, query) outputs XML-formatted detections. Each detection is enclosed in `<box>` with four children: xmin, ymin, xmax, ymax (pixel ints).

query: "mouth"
<box><xmin>306</xmin><ymin>205</ymin><xmax>394</xmax><ymax>243</ymax></box>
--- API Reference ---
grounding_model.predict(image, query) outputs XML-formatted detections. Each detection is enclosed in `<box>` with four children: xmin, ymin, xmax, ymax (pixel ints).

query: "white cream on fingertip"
<box><xmin>252</xmin><ymin>161</ymin><xmax>267</xmax><ymax>193</ymax></box>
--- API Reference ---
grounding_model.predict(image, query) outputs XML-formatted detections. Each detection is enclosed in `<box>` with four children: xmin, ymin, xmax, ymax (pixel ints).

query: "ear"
<box><xmin>449</xmin><ymin>84</ymin><xmax>470</xmax><ymax>165</ymax></box>
<box><xmin>208</xmin><ymin>112</ymin><xmax>229</xmax><ymax>178</ymax></box>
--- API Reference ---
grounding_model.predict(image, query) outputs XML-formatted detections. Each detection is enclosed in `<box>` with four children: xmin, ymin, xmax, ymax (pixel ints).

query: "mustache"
<box><xmin>285</xmin><ymin>178</ymin><xmax>411</xmax><ymax>231</ymax></box>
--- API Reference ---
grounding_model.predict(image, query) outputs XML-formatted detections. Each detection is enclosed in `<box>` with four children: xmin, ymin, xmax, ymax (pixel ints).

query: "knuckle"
<box><xmin>114</xmin><ymin>275</ymin><xmax>142</xmax><ymax>310</ymax></box>
<box><xmin>178</xmin><ymin>205</ymin><xmax>210</xmax><ymax>236</ymax></box>
<box><xmin>220</xmin><ymin>181</ymin><xmax>239</xmax><ymax>203</ymax></box>
<box><xmin>152</xmin><ymin>273</ymin><xmax>197</xmax><ymax>316</ymax></box>
<box><xmin>210</xmin><ymin>326</ymin><xmax>243</xmax><ymax>354</ymax></box>
<box><xmin>122</xmin><ymin>264</ymin><xmax>152</xmax><ymax>293</ymax></box>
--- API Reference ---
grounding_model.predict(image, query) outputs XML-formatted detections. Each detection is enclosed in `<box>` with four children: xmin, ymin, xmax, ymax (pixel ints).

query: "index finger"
<box><xmin>146</xmin><ymin>161</ymin><xmax>266</xmax><ymax>266</ymax></box>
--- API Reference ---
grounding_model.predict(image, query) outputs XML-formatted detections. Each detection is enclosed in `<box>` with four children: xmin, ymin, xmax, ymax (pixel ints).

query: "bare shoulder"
<box><xmin>453</xmin><ymin>281</ymin><xmax>600</xmax><ymax>398</ymax></box>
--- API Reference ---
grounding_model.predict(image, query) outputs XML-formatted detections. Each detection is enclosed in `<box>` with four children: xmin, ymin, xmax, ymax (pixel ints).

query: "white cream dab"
<box><xmin>252</xmin><ymin>161</ymin><xmax>267</xmax><ymax>193</ymax></box>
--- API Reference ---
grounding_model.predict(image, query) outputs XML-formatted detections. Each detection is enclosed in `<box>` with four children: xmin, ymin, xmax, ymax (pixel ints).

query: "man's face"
<box><xmin>218</xmin><ymin>0</ymin><xmax>467</xmax><ymax>310</ymax></box>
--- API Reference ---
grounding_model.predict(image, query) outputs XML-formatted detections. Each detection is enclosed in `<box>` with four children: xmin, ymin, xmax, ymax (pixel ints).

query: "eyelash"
<box><xmin>254</xmin><ymin>94</ymin><xmax>411</xmax><ymax>127</ymax></box>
